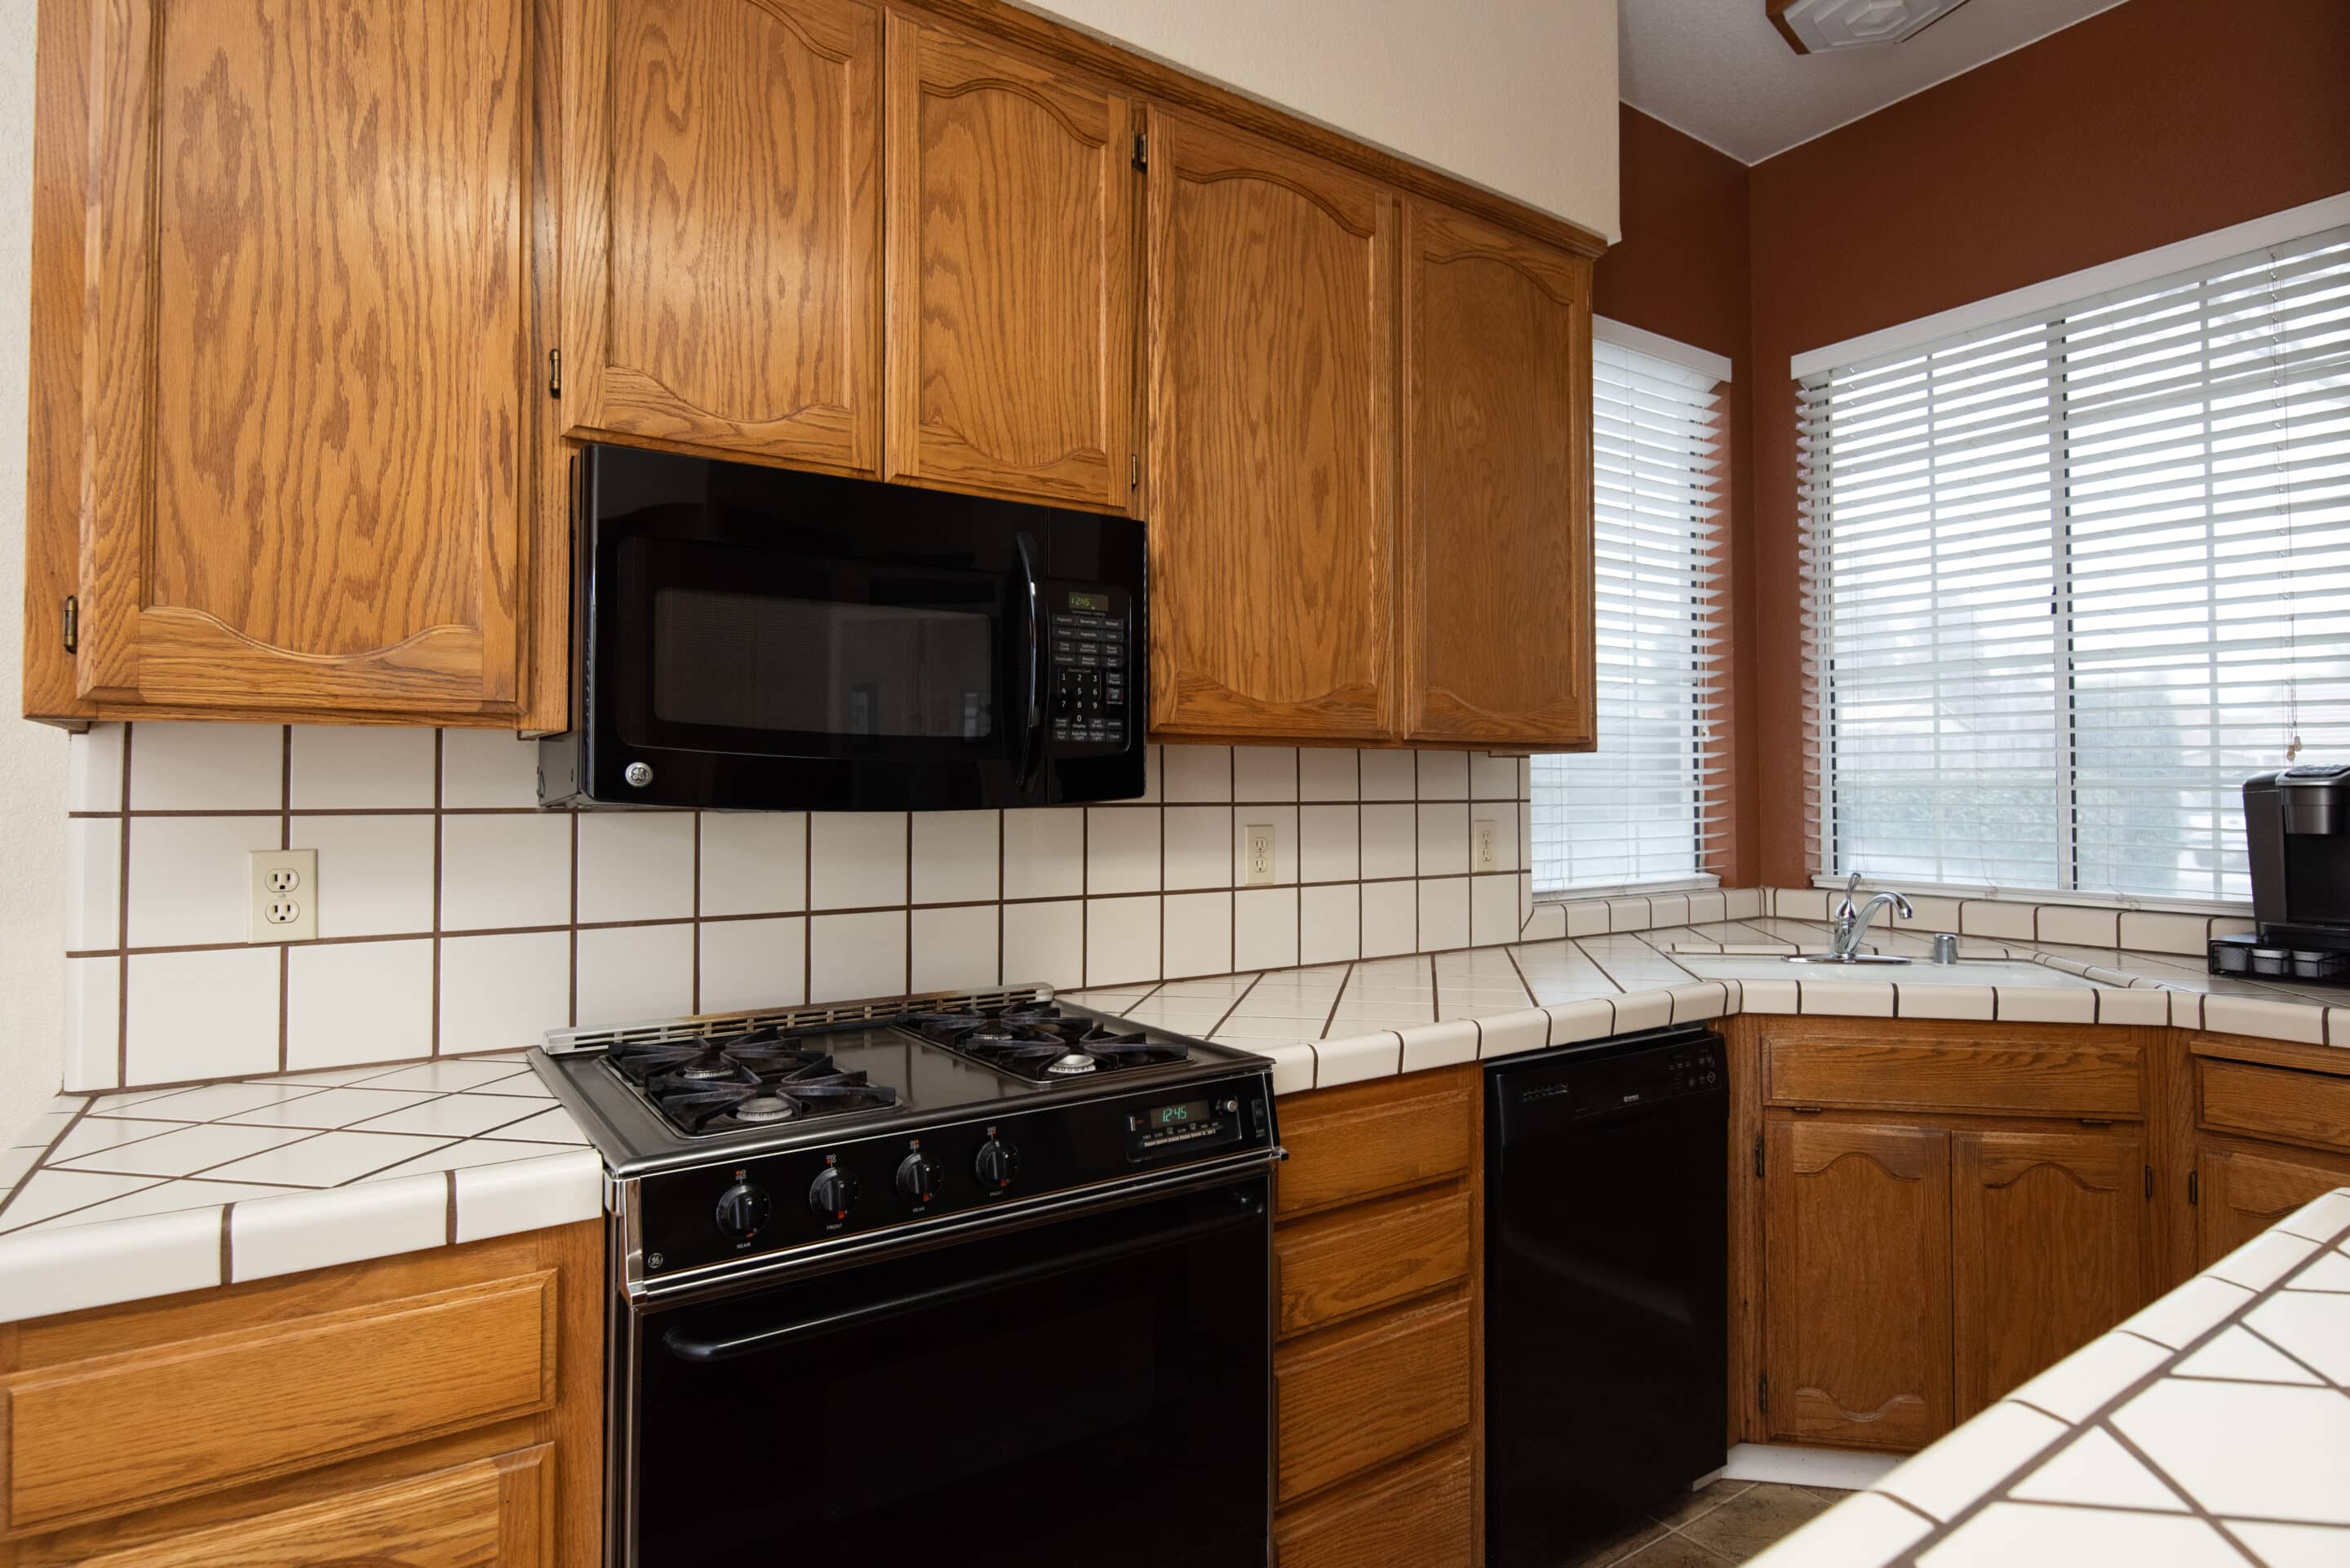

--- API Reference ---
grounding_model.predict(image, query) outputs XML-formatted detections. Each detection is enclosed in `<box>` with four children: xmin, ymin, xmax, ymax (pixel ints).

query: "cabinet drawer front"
<box><xmin>1765</xmin><ymin>1034</ymin><xmax>2139</xmax><ymax>1117</ymax></box>
<box><xmin>4</xmin><ymin>1275</ymin><xmax>554</xmax><ymax>1534</ymax></box>
<box><xmin>73</xmin><ymin>1447</ymin><xmax>549</xmax><ymax>1568</ymax></box>
<box><xmin>2201</xmin><ymin>1060</ymin><xmax>2350</xmax><ymax>1153</ymax></box>
<box><xmin>1275</xmin><ymin>1288</ymin><xmax>1471</xmax><ymax>1504</ymax></box>
<box><xmin>1275</xmin><ymin>1436</ymin><xmax>1473</xmax><ymax>1568</ymax></box>
<box><xmin>1277</xmin><ymin>1186</ymin><xmax>1471</xmax><ymax>1338</ymax></box>
<box><xmin>1276</xmin><ymin>1069</ymin><xmax>1474</xmax><ymax>1217</ymax></box>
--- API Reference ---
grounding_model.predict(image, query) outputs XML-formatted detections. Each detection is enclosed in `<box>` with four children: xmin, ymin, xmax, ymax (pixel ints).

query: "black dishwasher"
<box><xmin>1484</xmin><ymin>1025</ymin><xmax>1728</xmax><ymax>1567</ymax></box>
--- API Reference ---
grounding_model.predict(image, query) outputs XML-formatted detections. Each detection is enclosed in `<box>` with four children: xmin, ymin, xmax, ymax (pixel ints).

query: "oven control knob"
<box><xmin>973</xmin><ymin>1138</ymin><xmax>1021</xmax><ymax>1194</ymax></box>
<box><xmin>809</xmin><ymin>1165</ymin><xmax>860</xmax><ymax>1221</ymax></box>
<box><xmin>894</xmin><ymin>1152</ymin><xmax>944</xmax><ymax>1206</ymax></box>
<box><xmin>715</xmin><ymin>1181</ymin><xmax>771</xmax><ymax>1242</ymax></box>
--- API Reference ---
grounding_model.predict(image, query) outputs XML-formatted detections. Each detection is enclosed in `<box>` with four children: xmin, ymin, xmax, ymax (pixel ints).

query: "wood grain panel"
<box><xmin>1275</xmin><ymin>1065</ymin><xmax>1473</xmax><ymax>1218</ymax></box>
<box><xmin>66</xmin><ymin>1448</ymin><xmax>548</xmax><ymax>1568</ymax></box>
<box><xmin>1145</xmin><ymin>106</ymin><xmax>1397</xmax><ymax>742</ymax></box>
<box><xmin>78</xmin><ymin>0</ymin><xmax>529</xmax><ymax>715</ymax></box>
<box><xmin>1276</xmin><ymin>1185</ymin><xmax>1470</xmax><ymax>1339</ymax></box>
<box><xmin>2197</xmin><ymin>1141</ymin><xmax>2350</xmax><ymax>1266</ymax></box>
<box><xmin>1275</xmin><ymin>1287</ymin><xmax>1471</xmax><ymax>1504</ymax></box>
<box><xmin>1763</xmin><ymin>1118</ymin><xmax>1952</xmax><ymax>1451</ymax></box>
<box><xmin>1273</xmin><ymin>1437</ymin><xmax>1473</xmax><ymax>1568</ymax></box>
<box><xmin>885</xmin><ymin>14</ymin><xmax>1133</xmax><ymax>508</ymax></box>
<box><xmin>2</xmin><ymin>1274</ymin><xmax>554</xmax><ymax>1535</ymax></box>
<box><xmin>1764</xmin><ymin>1033</ymin><xmax>2140</xmax><ymax>1118</ymax></box>
<box><xmin>2200</xmin><ymin>1059</ymin><xmax>2350</xmax><ymax>1154</ymax></box>
<box><xmin>561</xmin><ymin>0</ymin><xmax>881</xmax><ymax>467</ymax></box>
<box><xmin>1950</xmin><ymin>1126</ymin><xmax>2147</xmax><ymax>1420</ymax></box>
<box><xmin>1401</xmin><ymin>202</ymin><xmax>1594</xmax><ymax>748</ymax></box>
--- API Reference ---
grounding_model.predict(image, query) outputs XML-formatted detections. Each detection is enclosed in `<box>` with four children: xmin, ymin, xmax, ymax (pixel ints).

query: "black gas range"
<box><xmin>531</xmin><ymin>986</ymin><xmax>1282</xmax><ymax>1568</ymax></box>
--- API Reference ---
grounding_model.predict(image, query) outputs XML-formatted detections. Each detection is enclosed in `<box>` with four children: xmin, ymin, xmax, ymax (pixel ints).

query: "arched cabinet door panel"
<box><xmin>80</xmin><ymin>0</ymin><xmax>530</xmax><ymax>717</ymax></box>
<box><xmin>885</xmin><ymin>15</ymin><xmax>1135</xmax><ymax>511</ymax></box>
<box><xmin>559</xmin><ymin>0</ymin><xmax>883</xmax><ymax>471</ymax></box>
<box><xmin>1143</xmin><ymin>106</ymin><xmax>1397</xmax><ymax>743</ymax></box>
<box><xmin>1402</xmin><ymin>202</ymin><xmax>1595</xmax><ymax>749</ymax></box>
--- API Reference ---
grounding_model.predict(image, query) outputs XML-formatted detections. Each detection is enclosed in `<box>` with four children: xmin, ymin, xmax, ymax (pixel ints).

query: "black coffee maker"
<box><xmin>2215</xmin><ymin>765</ymin><xmax>2350</xmax><ymax>983</ymax></box>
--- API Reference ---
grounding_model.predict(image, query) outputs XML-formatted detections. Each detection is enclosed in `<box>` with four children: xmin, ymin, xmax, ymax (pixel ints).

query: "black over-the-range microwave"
<box><xmin>539</xmin><ymin>444</ymin><xmax>1147</xmax><ymax>812</ymax></box>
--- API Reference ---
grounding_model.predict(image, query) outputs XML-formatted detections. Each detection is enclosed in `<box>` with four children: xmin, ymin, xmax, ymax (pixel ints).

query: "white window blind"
<box><xmin>1803</xmin><ymin>222</ymin><xmax>2350</xmax><ymax>904</ymax></box>
<box><xmin>1531</xmin><ymin>339</ymin><xmax>1725</xmax><ymax>893</ymax></box>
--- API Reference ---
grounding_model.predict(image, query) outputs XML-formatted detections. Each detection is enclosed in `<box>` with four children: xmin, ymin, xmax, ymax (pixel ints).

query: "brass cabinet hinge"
<box><xmin>1758</xmin><ymin>1374</ymin><xmax>1768</xmax><ymax>1414</ymax></box>
<box><xmin>1132</xmin><ymin>132</ymin><xmax>1147</xmax><ymax>172</ymax></box>
<box><xmin>60</xmin><ymin>596</ymin><xmax>77</xmax><ymax>653</ymax></box>
<box><xmin>1129</xmin><ymin>453</ymin><xmax>1139</xmax><ymax>489</ymax></box>
<box><xmin>2188</xmin><ymin>1169</ymin><xmax>2200</xmax><ymax>1206</ymax></box>
<box><xmin>548</xmin><ymin>348</ymin><xmax>562</xmax><ymax>400</ymax></box>
<box><xmin>1754</xmin><ymin>1132</ymin><xmax>1764</xmax><ymax>1180</ymax></box>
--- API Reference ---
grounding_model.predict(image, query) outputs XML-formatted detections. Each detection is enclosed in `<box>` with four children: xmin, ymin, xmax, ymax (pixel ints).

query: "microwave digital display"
<box><xmin>1066</xmin><ymin>590</ymin><xmax>1110</xmax><ymax>613</ymax></box>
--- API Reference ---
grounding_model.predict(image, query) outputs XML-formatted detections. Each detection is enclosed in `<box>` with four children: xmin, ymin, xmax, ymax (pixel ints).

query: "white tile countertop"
<box><xmin>2</xmin><ymin>892</ymin><xmax>2339</xmax><ymax>1326</ymax></box>
<box><xmin>1748</xmin><ymin>1188</ymin><xmax>2350</xmax><ymax>1567</ymax></box>
<box><xmin>1062</xmin><ymin>906</ymin><xmax>2347</xmax><ymax>1097</ymax></box>
<box><xmin>0</xmin><ymin>1052</ymin><xmax>601</xmax><ymax>1323</ymax></box>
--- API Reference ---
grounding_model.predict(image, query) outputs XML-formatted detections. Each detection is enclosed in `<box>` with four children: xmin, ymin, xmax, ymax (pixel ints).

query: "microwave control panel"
<box><xmin>1048</xmin><ymin>587</ymin><xmax>1130</xmax><ymax>749</ymax></box>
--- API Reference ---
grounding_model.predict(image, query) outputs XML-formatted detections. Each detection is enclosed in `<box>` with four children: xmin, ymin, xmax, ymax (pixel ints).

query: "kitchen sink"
<box><xmin>1669</xmin><ymin>953</ymin><xmax>2104</xmax><ymax>989</ymax></box>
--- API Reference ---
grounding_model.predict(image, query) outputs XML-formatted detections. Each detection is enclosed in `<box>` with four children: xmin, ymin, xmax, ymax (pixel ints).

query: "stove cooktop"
<box><xmin>533</xmin><ymin>989</ymin><xmax>1265</xmax><ymax>1179</ymax></box>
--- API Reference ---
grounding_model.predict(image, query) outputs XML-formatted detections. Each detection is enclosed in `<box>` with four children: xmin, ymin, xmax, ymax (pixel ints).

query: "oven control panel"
<box><xmin>632</xmin><ymin>1069</ymin><xmax>1277</xmax><ymax>1281</ymax></box>
<box><xmin>1047</xmin><ymin>586</ymin><xmax>1130</xmax><ymax>751</ymax></box>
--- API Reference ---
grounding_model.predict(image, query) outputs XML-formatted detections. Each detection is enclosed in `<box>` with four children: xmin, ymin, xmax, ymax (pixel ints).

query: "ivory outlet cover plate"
<box><xmin>1474</xmin><ymin>820</ymin><xmax>1498</xmax><ymax>871</ymax></box>
<box><xmin>1244</xmin><ymin>824</ymin><xmax>1276</xmax><ymax>886</ymax></box>
<box><xmin>249</xmin><ymin>848</ymin><xmax>318</xmax><ymax>943</ymax></box>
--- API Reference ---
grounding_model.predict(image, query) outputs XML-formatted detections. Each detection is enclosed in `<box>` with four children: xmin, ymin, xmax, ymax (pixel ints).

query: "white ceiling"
<box><xmin>1618</xmin><ymin>0</ymin><xmax>2135</xmax><ymax>164</ymax></box>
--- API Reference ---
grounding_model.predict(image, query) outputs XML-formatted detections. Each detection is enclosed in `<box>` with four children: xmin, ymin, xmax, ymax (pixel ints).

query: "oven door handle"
<box><xmin>1014</xmin><ymin>530</ymin><xmax>1046</xmax><ymax>792</ymax></box>
<box><xmin>660</xmin><ymin>1199</ymin><xmax>1264</xmax><ymax>1363</ymax></box>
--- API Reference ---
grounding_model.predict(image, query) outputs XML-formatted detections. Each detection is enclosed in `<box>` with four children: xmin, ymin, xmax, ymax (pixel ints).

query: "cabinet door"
<box><xmin>2199</xmin><ymin>1143</ymin><xmax>2350</xmax><ymax>1266</ymax></box>
<box><xmin>1763</xmin><ymin>1118</ymin><xmax>1952</xmax><ymax>1451</ymax></box>
<box><xmin>79</xmin><ymin>0</ymin><xmax>529</xmax><ymax>716</ymax></box>
<box><xmin>1401</xmin><ymin>202</ymin><xmax>1594</xmax><ymax>746</ymax></box>
<box><xmin>560</xmin><ymin>0</ymin><xmax>881</xmax><ymax>468</ymax></box>
<box><xmin>1950</xmin><ymin>1127</ymin><xmax>2147</xmax><ymax>1420</ymax></box>
<box><xmin>73</xmin><ymin>1449</ymin><xmax>550</xmax><ymax>1568</ymax></box>
<box><xmin>885</xmin><ymin>16</ymin><xmax>1134</xmax><ymax>510</ymax></box>
<box><xmin>1144</xmin><ymin>107</ymin><xmax>1397</xmax><ymax>742</ymax></box>
<box><xmin>1274</xmin><ymin>1435</ymin><xmax>1473</xmax><ymax>1568</ymax></box>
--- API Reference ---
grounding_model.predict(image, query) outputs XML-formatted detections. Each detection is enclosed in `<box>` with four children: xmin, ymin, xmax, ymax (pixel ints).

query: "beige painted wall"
<box><xmin>1018</xmin><ymin>0</ymin><xmax>1621</xmax><ymax>241</ymax></box>
<box><xmin>0</xmin><ymin>0</ymin><xmax>62</xmax><ymax>1140</ymax></box>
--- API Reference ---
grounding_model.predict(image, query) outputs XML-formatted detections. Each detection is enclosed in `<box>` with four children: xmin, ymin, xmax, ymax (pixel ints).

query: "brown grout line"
<box><xmin>431</xmin><ymin>731</ymin><xmax>445</xmax><ymax>1056</ymax></box>
<box><xmin>117</xmin><ymin>724</ymin><xmax>133</xmax><ymax>1088</ymax></box>
<box><xmin>0</xmin><ymin>1102</ymin><xmax>98</xmax><ymax>1224</ymax></box>
<box><xmin>567</xmin><ymin>813</ymin><xmax>579</xmax><ymax>1026</ymax></box>
<box><xmin>1501</xmin><ymin>943</ymin><xmax>1540</xmax><ymax>1009</ymax></box>
<box><xmin>1201</xmin><ymin>972</ymin><xmax>1266</xmax><ymax>1040</ymax></box>
<box><xmin>1318</xmin><ymin>963</ymin><xmax>1359</xmax><ymax>1042</ymax></box>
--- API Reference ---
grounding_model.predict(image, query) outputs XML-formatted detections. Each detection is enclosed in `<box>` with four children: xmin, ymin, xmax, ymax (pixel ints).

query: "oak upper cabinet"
<box><xmin>884</xmin><ymin>15</ymin><xmax>1136</xmax><ymax>510</ymax></box>
<box><xmin>71</xmin><ymin>0</ymin><xmax>531</xmax><ymax>718</ymax></box>
<box><xmin>558</xmin><ymin>0</ymin><xmax>883</xmax><ymax>470</ymax></box>
<box><xmin>1401</xmin><ymin>202</ymin><xmax>1594</xmax><ymax>747</ymax></box>
<box><xmin>1949</xmin><ymin>1126</ymin><xmax>2146</xmax><ymax>1420</ymax></box>
<box><xmin>1144</xmin><ymin>107</ymin><xmax>1399</xmax><ymax>743</ymax></box>
<box><xmin>1762</xmin><ymin>1118</ymin><xmax>1953</xmax><ymax>1451</ymax></box>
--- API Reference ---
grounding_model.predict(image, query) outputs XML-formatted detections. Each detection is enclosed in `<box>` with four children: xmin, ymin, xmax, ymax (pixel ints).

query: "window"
<box><xmin>1530</xmin><ymin>332</ymin><xmax>1727</xmax><ymax>895</ymax></box>
<box><xmin>1803</xmin><ymin>219</ymin><xmax>2350</xmax><ymax>904</ymax></box>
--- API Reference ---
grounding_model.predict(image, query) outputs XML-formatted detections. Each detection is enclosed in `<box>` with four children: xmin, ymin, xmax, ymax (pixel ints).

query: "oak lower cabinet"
<box><xmin>2195</xmin><ymin>1142</ymin><xmax>2350</xmax><ymax>1265</ymax></box>
<box><xmin>1272</xmin><ymin>1066</ymin><xmax>1480</xmax><ymax>1566</ymax></box>
<box><xmin>1144</xmin><ymin>107</ymin><xmax>1399</xmax><ymax>745</ymax></box>
<box><xmin>0</xmin><ymin>1225</ymin><xmax>600</xmax><ymax>1566</ymax></box>
<box><xmin>2190</xmin><ymin>1048</ymin><xmax>2350</xmax><ymax>1265</ymax></box>
<box><xmin>1400</xmin><ymin>202</ymin><xmax>1595</xmax><ymax>748</ymax></box>
<box><xmin>30</xmin><ymin>0</ymin><xmax>543</xmax><ymax>724</ymax></box>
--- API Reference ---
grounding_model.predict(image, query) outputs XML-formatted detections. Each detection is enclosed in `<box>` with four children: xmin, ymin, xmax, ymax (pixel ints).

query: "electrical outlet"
<box><xmin>249</xmin><ymin>848</ymin><xmax>318</xmax><ymax>943</ymax></box>
<box><xmin>1244</xmin><ymin>824</ymin><xmax>1276</xmax><ymax>886</ymax></box>
<box><xmin>1474</xmin><ymin>819</ymin><xmax>1499</xmax><ymax>871</ymax></box>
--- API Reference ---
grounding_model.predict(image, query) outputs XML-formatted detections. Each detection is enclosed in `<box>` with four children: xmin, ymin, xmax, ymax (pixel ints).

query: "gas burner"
<box><xmin>614</xmin><ymin>1033</ymin><xmax>899</xmax><ymax>1136</ymax></box>
<box><xmin>1044</xmin><ymin>1052</ymin><xmax>1100</xmax><ymax>1076</ymax></box>
<box><xmin>916</xmin><ymin>1009</ymin><xmax>1192</xmax><ymax>1083</ymax></box>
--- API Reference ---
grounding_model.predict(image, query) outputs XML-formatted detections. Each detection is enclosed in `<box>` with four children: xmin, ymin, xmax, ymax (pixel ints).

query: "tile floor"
<box><xmin>1565</xmin><ymin>1482</ymin><xmax>1853</xmax><ymax>1567</ymax></box>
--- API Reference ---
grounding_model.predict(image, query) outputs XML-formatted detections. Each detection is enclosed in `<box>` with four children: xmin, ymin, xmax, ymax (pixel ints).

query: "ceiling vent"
<box><xmin>1767</xmin><ymin>0</ymin><xmax>1977</xmax><ymax>53</ymax></box>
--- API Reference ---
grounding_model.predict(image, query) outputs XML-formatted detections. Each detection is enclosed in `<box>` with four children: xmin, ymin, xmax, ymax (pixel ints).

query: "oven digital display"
<box><xmin>1066</xmin><ymin>590</ymin><xmax>1110</xmax><ymax>613</ymax></box>
<box><xmin>1145</xmin><ymin>1099</ymin><xmax>1211</xmax><ymax>1129</ymax></box>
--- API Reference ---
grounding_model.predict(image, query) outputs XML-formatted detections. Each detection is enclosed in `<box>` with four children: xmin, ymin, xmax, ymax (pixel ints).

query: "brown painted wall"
<box><xmin>1594</xmin><ymin>107</ymin><xmax>1757</xmax><ymax>884</ymax></box>
<box><xmin>1745</xmin><ymin>0</ymin><xmax>2350</xmax><ymax>884</ymax></box>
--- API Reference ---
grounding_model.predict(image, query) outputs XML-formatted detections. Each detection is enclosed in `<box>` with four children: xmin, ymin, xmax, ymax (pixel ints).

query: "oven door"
<box><xmin>620</xmin><ymin>1173</ymin><xmax>1273</xmax><ymax>1568</ymax></box>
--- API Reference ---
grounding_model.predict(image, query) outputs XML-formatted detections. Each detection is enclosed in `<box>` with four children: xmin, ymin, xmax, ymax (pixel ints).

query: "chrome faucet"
<box><xmin>1828</xmin><ymin>875</ymin><xmax>1913</xmax><ymax>959</ymax></box>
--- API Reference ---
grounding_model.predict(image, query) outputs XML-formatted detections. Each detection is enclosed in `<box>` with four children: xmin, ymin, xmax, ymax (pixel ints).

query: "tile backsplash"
<box><xmin>62</xmin><ymin>724</ymin><xmax>1535</xmax><ymax>1092</ymax></box>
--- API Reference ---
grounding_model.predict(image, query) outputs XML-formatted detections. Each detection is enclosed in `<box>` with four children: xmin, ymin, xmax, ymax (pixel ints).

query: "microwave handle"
<box><xmin>1015</xmin><ymin>531</ymin><xmax>1045</xmax><ymax>790</ymax></box>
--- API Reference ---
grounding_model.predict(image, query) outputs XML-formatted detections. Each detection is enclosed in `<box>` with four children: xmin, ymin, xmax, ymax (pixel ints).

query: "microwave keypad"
<box><xmin>1050</xmin><ymin>605</ymin><xmax>1127</xmax><ymax>745</ymax></box>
